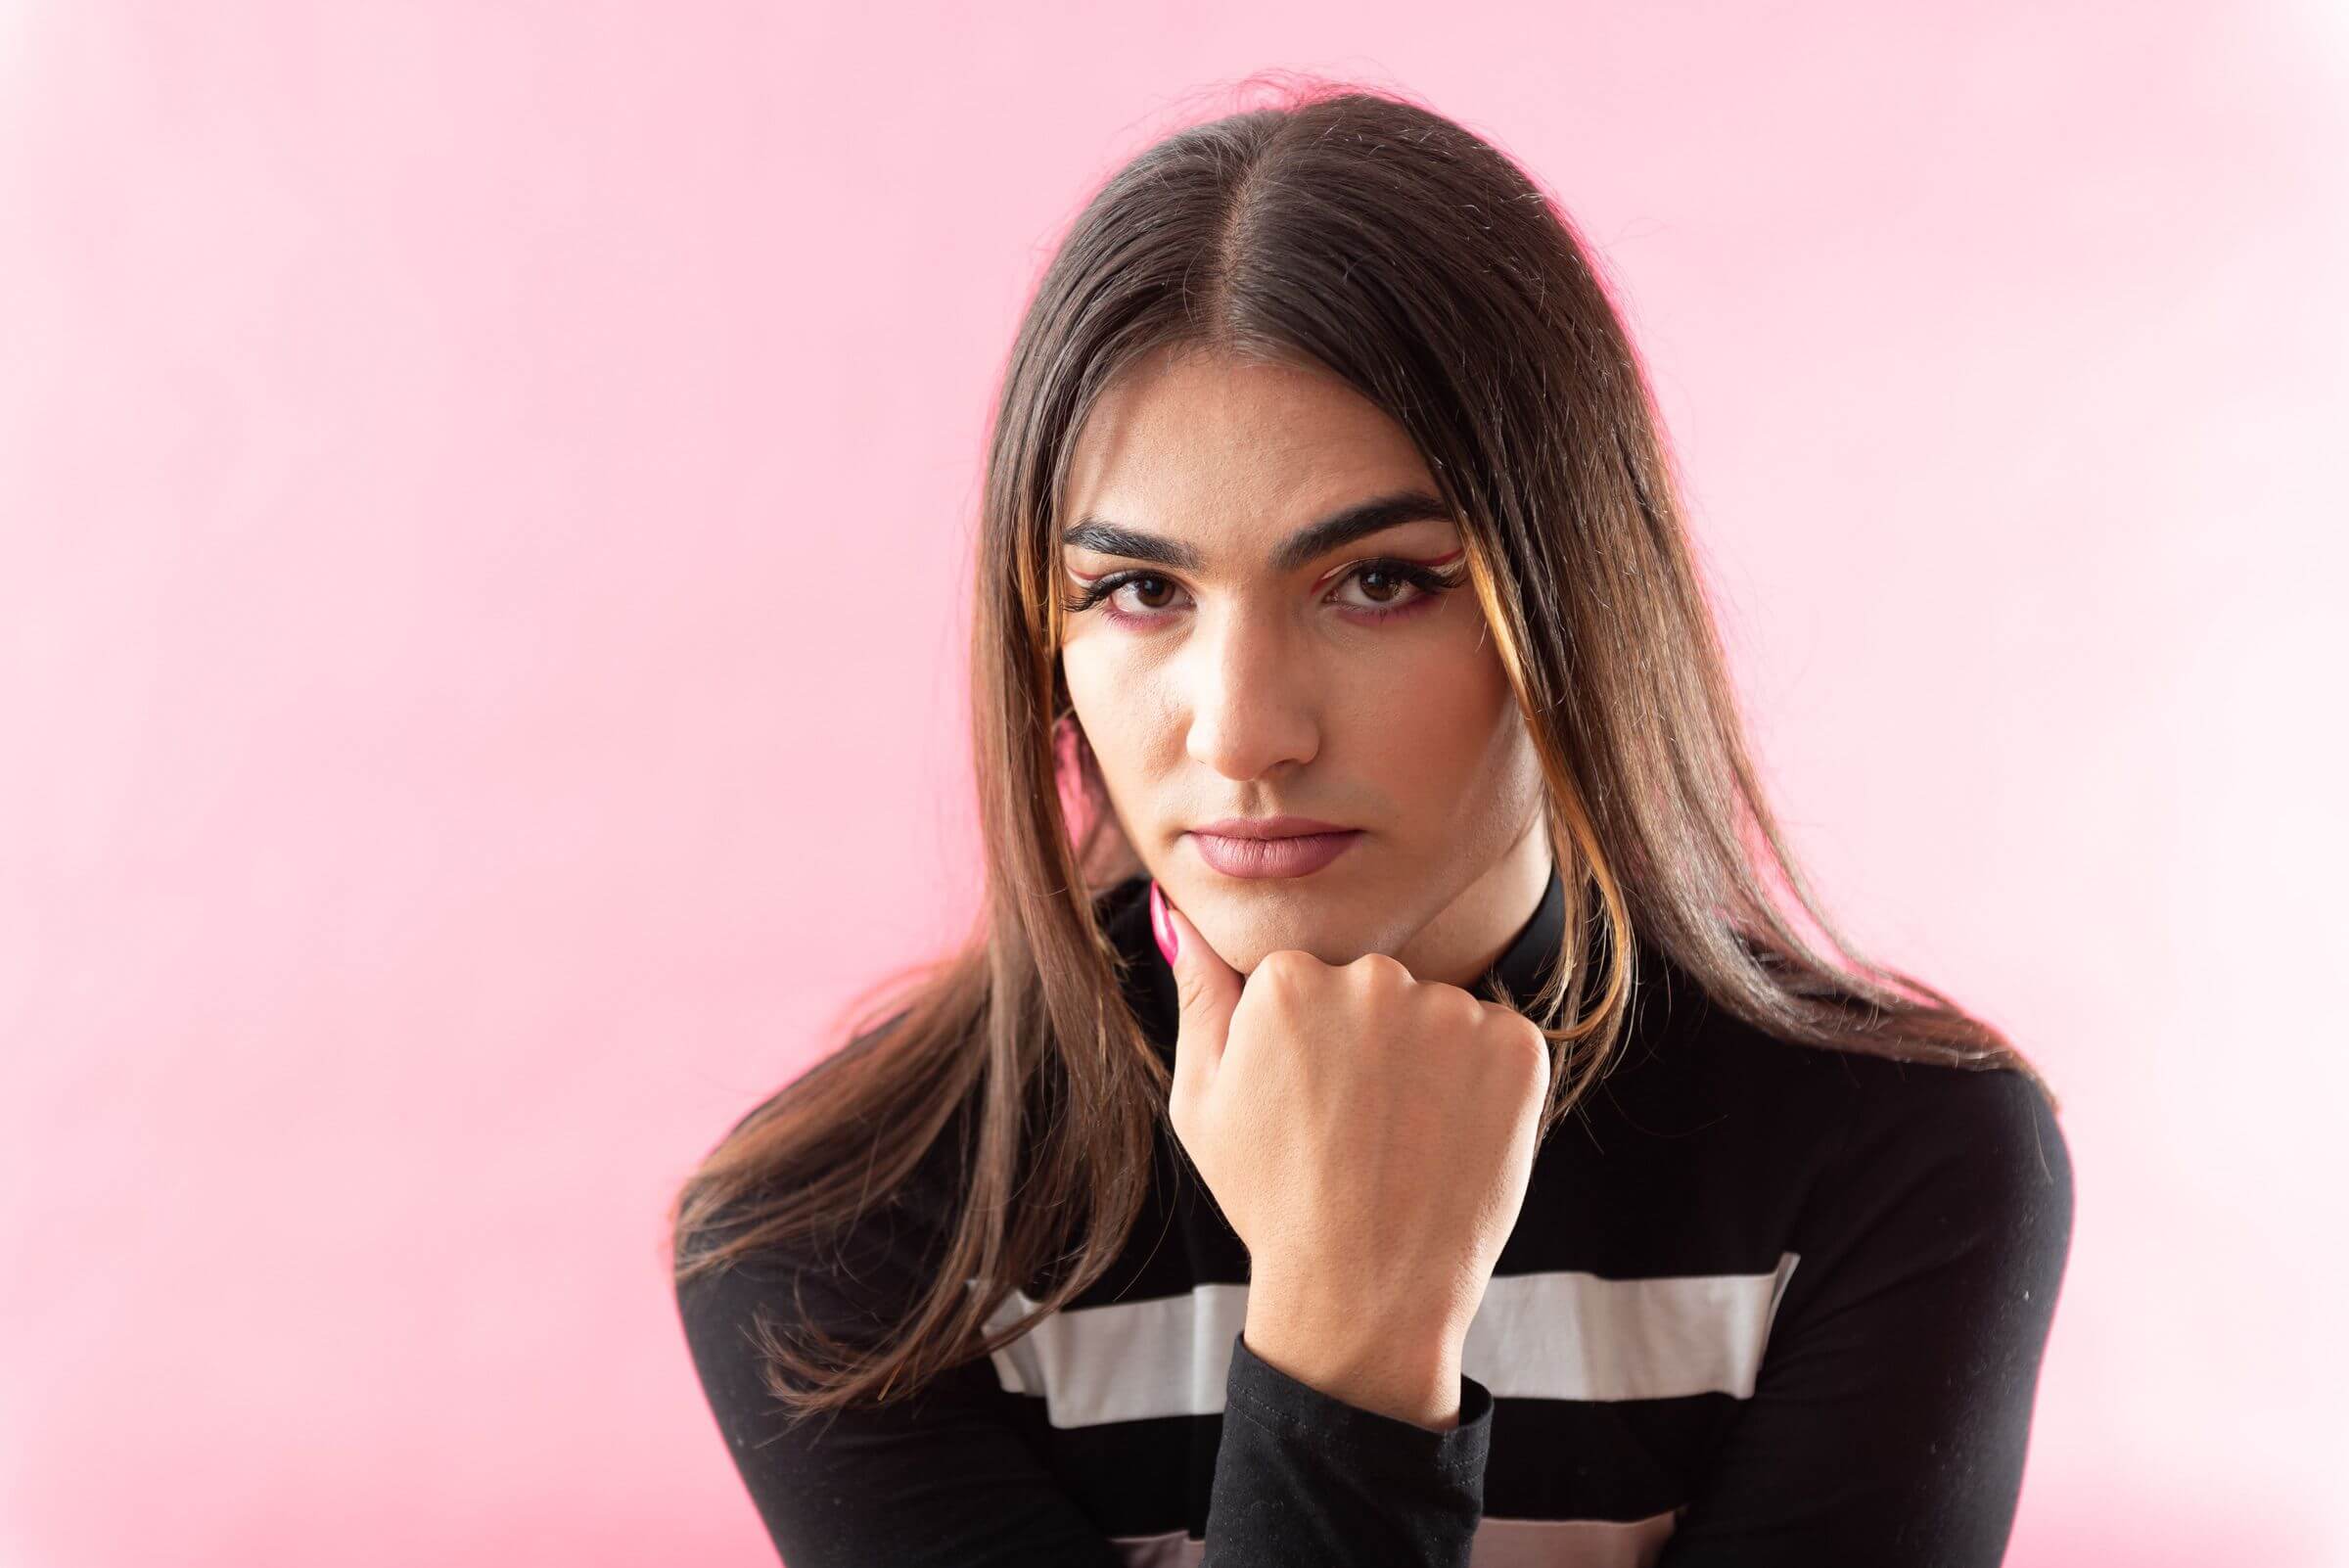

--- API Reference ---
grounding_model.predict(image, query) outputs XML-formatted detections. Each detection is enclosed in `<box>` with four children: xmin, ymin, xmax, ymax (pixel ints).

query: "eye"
<box><xmin>1059</xmin><ymin>556</ymin><xmax>1468</xmax><ymax>628</ymax></box>
<box><xmin>1098</xmin><ymin>574</ymin><xmax>1184</xmax><ymax>616</ymax></box>
<box><xmin>1332</xmin><ymin>563</ymin><xmax>1439</xmax><ymax>616</ymax></box>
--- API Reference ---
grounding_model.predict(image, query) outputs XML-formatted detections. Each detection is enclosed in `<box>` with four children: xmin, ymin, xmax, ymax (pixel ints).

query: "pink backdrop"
<box><xmin>3</xmin><ymin>4</ymin><xmax>2343</xmax><ymax>1564</ymax></box>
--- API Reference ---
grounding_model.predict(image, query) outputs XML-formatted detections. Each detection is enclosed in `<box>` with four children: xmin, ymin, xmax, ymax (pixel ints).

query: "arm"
<box><xmin>677</xmin><ymin>1077</ymin><xmax>1495</xmax><ymax>1567</ymax></box>
<box><xmin>678</xmin><ymin>1202</ymin><xmax>1497</xmax><ymax>1568</ymax></box>
<box><xmin>676</xmin><ymin>1245</ymin><xmax>1126</xmax><ymax>1568</ymax></box>
<box><xmin>679</xmin><ymin>1243</ymin><xmax>1499</xmax><ymax>1568</ymax></box>
<box><xmin>1204</xmin><ymin>1324</ymin><xmax>1495</xmax><ymax>1567</ymax></box>
<box><xmin>1658</xmin><ymin>1065</ymin><xmax>2077</xmax><ymax>1567</ymax></box>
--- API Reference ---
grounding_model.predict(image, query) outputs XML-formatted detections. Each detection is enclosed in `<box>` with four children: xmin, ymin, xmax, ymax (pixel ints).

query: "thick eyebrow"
<box><xmin>1059</xmin><ymin>487</ymin><xmax>1458</xmax><ymax>576</ymax></box>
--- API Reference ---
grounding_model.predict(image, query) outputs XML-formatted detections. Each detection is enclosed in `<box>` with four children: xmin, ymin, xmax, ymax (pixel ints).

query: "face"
<box><xmin>1056</xmin><ymin>345</ymin><xmax>1552</xmax><ymax>987</ymax></box>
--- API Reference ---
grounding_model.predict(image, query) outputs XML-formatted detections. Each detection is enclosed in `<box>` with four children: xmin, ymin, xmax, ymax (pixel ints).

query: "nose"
<box><xmin>1182</xmin><ymin>606</ymin><xmax>1320</xmax><ymax>780</ymax></box>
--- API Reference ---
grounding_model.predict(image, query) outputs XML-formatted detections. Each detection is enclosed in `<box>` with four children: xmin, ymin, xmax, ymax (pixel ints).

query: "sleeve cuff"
<box><xmin>1223</xmin><ymin>1327</ymin><xmax>1494</xmax><ymax>1480</ymax></box>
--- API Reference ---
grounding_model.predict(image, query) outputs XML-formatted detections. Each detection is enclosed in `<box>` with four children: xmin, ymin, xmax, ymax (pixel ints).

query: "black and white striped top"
<box><xmin>676</xmin><ymin>861</ymin><xmax>2073</xmax><ymax>1566</ymax></box>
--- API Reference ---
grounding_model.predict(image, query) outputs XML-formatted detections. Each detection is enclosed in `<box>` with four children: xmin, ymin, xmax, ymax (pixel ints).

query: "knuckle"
<box><xmin>1516</xmin><ymin>1022</ymin><xmax>1556</xmax><ymax>1086</ymax></box>
<box><xmin>1475</xmin><ymin>1000</ymin><xmax>1544</xmax><ymax>1054</ymax></box>
<box><xmin>1256</xmin><ymin>948</ymin><xmax>1313</xmax><ymax>988</ymax></box>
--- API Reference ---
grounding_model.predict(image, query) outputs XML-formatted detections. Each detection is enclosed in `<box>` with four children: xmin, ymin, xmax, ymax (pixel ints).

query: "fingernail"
<box><xmin>1149</xmin><ymin>880</ymin><xmax>1178</xmax><ymax>964</ymax></box>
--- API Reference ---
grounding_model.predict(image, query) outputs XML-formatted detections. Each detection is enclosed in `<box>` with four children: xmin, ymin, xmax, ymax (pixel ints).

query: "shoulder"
<box><xmin>1642</xmin><ymin>945</ymin><xmax>2069</xmax><ymax>1180</ymax></box>
<box><xmin>679</xmin><ymin>1003</ymin><xmax>966</xmax><ymax>1293</ymax></box>
<box><xmin>1770</xmin><ymin>1039</ymin><xmax>2075</xmax><ymax>1295</ymax></box>
<box><xmin>1619</xmin><ymin>945</ymin><xmax>2072</xmax><ymax>1268</ymax></box>
<box><xmin>1787</xmin><ymin>1031</ymin><xmax>2073</xmax><ymax>1222</ymax></box>
<box><xmin>675</xmin><ymin>1144</ymin><xmax>962</xmax><ymax>1383</ymax></box>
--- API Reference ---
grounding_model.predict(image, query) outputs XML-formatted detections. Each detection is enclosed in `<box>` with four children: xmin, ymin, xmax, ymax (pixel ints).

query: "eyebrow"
<box><xmin>1059</xmin><ymin>488</ymin><xmax>1459</xmax><ymax>575</ymax></box>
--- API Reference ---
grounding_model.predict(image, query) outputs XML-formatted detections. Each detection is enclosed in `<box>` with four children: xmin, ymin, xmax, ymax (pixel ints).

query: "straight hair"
<box><xmin>668</xmin><ymin>73</ymin><xmax>2060</xmax><ymax>1435</ymax></box>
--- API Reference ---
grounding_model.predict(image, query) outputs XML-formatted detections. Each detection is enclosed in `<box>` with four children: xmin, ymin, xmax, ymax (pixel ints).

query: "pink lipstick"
<box><xmin>1185</xmin><ymin>816</ymin><xmax>1364</xmax><ymax>880</ymax></box>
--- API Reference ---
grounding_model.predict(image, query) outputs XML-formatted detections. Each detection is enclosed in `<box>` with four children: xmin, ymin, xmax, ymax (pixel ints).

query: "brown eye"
<box><xmin>1125</xmin><ymin>576</ymin><xmax>1177</xmax><ymax>611</ymax></box>
<box><xmin>1058</xmin><ymin>569</ymin><xmax>1192</xmax><ymax>619</ymax></box>
<box><xmin>1330</xmin><ymin>561</ymin><xmax>1448</xmax><ymax>616</ymax></box>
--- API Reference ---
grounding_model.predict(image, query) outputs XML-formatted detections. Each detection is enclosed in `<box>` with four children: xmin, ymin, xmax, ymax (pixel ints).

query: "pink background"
<box><xmin>4</xmin><ymin>4</ymin><xmax>2344</xmax><ymax>1565</ymax></box>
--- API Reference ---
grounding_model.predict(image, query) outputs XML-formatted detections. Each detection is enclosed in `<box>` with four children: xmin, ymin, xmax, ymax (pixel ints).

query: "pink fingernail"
<box><xmin>1149</xmin><ymin>881</ymin><xmax>1178</xmax><ymax>964</ymax></box>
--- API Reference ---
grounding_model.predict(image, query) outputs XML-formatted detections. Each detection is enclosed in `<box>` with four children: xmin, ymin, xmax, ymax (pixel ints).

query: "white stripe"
<box><xmin>1465</xmin><ymin>1255</ymin><xmax>1801</xmax><ymax>1402</ymax></box>
<box><xmin>968</xmin><ymin>1254</ymin><xmax>1800</xmax><ymax>1429</ymax></box>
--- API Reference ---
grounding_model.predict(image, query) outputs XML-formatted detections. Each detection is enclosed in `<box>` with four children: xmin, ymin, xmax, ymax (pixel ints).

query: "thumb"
<box><xmin>1151</xmin><ymin>879</ymin><xmax>1242</xmax><ymax>1091</ymax></box>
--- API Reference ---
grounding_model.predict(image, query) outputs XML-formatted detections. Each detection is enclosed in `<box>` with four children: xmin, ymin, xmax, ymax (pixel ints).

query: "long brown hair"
<box><xmin>668</xmin><ymin>73</ymin><xmax>2059</xmax><ymax>1433</ymax></box>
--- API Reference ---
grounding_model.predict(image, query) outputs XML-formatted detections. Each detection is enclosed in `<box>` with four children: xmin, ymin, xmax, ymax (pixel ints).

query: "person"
<box><xmin>669</xmin><ymin>76</ymin><xmax>2073</xmax><ymax>1568</ymax></box>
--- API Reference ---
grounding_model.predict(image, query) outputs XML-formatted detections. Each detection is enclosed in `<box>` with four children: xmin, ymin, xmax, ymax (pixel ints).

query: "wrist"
<box><xmin>1241</xmin><ymin>1278</ymin><xmax>1464</xmax><ymax>1430</ymax></box>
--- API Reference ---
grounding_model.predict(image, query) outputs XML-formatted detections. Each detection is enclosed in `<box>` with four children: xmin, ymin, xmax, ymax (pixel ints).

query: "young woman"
<box><xmin>670</xmin><ymin>79</ymin><xmax>2073</xmax><ymax>1568</ymax></box>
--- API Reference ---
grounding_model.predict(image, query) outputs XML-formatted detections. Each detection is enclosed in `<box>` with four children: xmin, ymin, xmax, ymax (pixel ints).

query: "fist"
<box><xmin>1152</xmin><ymin>880</ymin><xmax>1553</xmax><ymax>1351</ymax></box>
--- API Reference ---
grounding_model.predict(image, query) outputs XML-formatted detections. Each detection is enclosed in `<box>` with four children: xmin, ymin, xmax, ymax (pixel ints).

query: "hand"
<box><xmin>1153</xmin><ymin>880</ymin><xmax>1553</xmax><ymax>1361</ymax></box>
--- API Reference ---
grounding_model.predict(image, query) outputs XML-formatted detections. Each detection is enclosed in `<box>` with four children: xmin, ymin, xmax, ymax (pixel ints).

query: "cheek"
<box><xmin>1342</xmin><ymin>636</ymin><xmax>1519</xmax><ymax>796</ymax></box>
<box><xmin>1371</xmin><ymin>620</ymin><xmax>1512</xmax><ymax>727</ymax></box>
<box><xmin>1059</xmin><ymin>644</ymin><xmax>1147</xmax><ymax>786</ymax></box>
<box><xmin>1061</xmin><ymin>642</ymin><xmax>1132</xmax><ymax>728</ymax></box>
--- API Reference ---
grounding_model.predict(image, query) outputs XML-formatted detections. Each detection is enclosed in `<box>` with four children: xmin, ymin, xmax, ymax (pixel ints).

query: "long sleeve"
<box><xmin>677</xmin><ymin>1208</ymin><xmax>1497</xmax><ymax>1567</ymax></box>
<box><xmin>676</xmin><ymin>1245</ymin><xmax>1127</xmax><ymax>1567</ymax></box>
<box><xmin>1657</xmin><ymin>1064</ymin><xmax>2076</xmax><ymax>1567</ymax></box>
<box><xmin>1204</xmin><ymin>1326</ymin><xmax>1494</xmax><ymax>1565</ymax></box>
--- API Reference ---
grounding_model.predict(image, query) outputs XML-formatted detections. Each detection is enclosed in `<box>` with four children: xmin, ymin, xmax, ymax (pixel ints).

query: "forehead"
<box><xmin>1060</xmin><ymin>347</ymin><xmax>1436</xmax><ymax>552</ymax></box>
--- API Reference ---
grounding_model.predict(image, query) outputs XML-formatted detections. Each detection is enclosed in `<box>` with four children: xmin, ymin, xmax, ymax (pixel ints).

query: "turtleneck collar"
<box><xmin>1101</xmin><ymin>854</ymin><xmax>1569</xmax><ymax>1060</ymax></box>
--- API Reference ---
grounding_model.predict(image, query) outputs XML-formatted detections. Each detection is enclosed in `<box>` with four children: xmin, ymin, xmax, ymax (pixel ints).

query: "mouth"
<box><xmin>1184</xmin><ymin>827</ymin><xmax>1364</xmax><ymax>880</ymax></box>
<box><xmin>1188</xmin><ymin>814</ymin><xmax>1355</xmax><ymax>840</ymax></box>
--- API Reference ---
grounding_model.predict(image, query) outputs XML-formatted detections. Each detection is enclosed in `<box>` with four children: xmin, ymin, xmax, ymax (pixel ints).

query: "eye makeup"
<box><xmin>1059</xmin><ymin>548</ymin><xmax>1469</xmax><ymax>630</ymax></box>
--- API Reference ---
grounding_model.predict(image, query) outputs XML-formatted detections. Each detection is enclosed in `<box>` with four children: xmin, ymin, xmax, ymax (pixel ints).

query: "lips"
<box><xmin>1188</xmin><ymin>815</ymin><xmax>1354</xmax><ymax>840</ymax></box>
<box><xmin>1187</xmin><ymin>828</ymin><xmax>1364</xmax><ymax>879</ymax></box>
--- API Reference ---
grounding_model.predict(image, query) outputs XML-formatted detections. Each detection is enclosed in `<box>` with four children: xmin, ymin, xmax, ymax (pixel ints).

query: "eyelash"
<box><xmin>1059</xmin><ymin>557</ymin><xmax>1468</xmax><ymax>628</ymax></box>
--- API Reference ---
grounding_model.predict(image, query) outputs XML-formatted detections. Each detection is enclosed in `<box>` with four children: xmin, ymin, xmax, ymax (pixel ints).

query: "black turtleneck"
<box><xmin>677</xmin><ymin>860</ymin><xmax>2073</xmax><ymax>1567</ymax></box>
